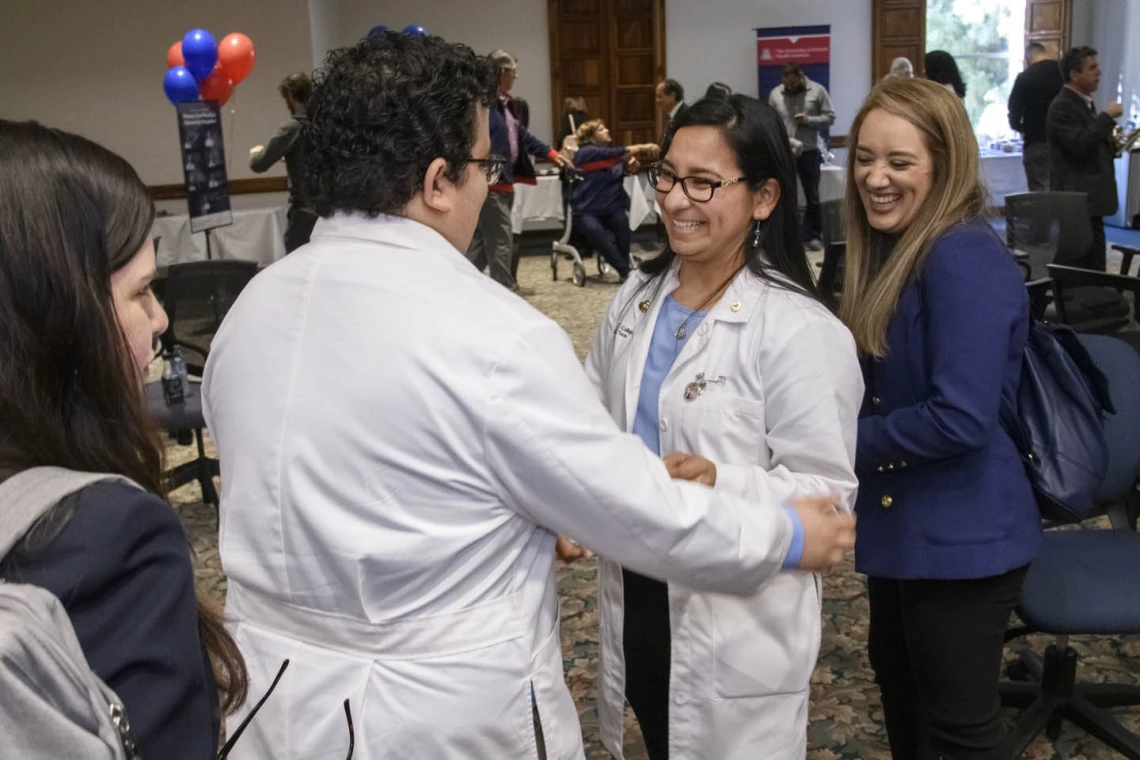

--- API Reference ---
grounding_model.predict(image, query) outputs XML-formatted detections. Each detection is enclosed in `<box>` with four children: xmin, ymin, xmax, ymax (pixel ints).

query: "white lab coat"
<box><xmin>202</xmin><ymin>214</ymin><xmax>805</xmax><ymax>760</ymax></box>
<box><xmin>584</xmin><ymin>262</ymin><xmax>863</xmax><ymax>760</ymax></box>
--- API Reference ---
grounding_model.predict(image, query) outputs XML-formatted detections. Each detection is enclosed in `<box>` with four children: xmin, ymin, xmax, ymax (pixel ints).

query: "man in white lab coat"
<box><xmin>202</xmin><ymin>33</ymin><xmax>855</xmax><ymax>760</ymax></box>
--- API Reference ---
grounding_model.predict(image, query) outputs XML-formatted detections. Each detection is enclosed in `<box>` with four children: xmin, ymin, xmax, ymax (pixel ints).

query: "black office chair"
<box><xmin>1005</xmin><ymin>192</ymin><xmax>1133</xmax><ymax>336</ymax></box>
<box><xmin>151</xmin><ymin>260</ymin><xmax>259</xmax><ymax>506</ymax></box>
<box><xmin>159</xmin><ymin>260</ymin><xmax>260</xmax><ymax>376</ymax></box>
<box><xmin>999</xmin><ymin>334</ymin><xmax>1140</xmax><ymax>758</ymax></box>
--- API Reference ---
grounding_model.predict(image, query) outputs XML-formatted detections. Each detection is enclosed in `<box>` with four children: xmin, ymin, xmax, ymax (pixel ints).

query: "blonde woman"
<box><xmin>840</xmin><ymin>78</ymin><xmax>1041</xmax><ymax>759</ymax></box>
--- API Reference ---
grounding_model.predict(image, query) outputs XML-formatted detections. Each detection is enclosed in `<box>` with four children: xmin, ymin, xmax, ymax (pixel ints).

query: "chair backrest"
<box><xmin>1077</xmin><ymin>334</ymin><xmax>1140</xmax><ymax>503</ymax></box>
<box><xmin>161</xmin><ymin>260</ymin><xmax>259</xmax><ymax>369</ymax></box>
<box><xmin>820</xmin><ymin>199</ymin><xmax>845</xmax><ymax>248</ymax></box>
<box><xmin>1004</xmin><ymin>192</ymin><xmax>1093</xmax><ymax>276</ymax></box>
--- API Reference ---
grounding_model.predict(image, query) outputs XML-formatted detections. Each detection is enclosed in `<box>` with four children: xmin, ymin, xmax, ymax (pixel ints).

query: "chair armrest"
<box><xmin>1112</xmin><ymin>244</ymin><xmax>1139</xmax><ymax>277</ymax></box>
<box><xmin>1046</xmin><ymin>263</ymin><xmax>1140</xmax><ymax>298</ymax></box>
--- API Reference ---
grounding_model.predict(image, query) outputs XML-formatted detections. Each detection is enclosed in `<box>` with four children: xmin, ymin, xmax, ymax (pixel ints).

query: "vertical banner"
<box><xmin>176</xmin><ymin>101</ymin><xmax>233</xmax><ymax>234</ymax></box>
<box><xmin>756</xmin><ymin>25</ymin><xmax>831</xmax><ymax>102</ymax></box>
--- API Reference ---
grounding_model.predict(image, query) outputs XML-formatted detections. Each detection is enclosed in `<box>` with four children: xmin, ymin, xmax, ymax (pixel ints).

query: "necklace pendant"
<box><xmin>675</xmin><ymin>323</ymin><xmax>687</xmax><ymax>340</ymax></box>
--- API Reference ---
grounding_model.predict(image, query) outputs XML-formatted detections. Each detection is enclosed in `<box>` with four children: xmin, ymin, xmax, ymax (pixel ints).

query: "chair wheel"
<box><xmin>1046</xmin><ymin>717</ymin><xmax>1062</xmax><ymax>741</ymax></box>
<box><xmin>572</xmin><ymin>262</ymin><xmax>586</xmax><ymax>287</ymax></box>
<box><xmin>598</xmin><ymin>258</ymin><xmax>611</xmax><ymax>276</ymax></box>
<box><xmin>1005</xmin><ymin>660</ymin><xmax>1032</xmax><ymax>682</ymax></box>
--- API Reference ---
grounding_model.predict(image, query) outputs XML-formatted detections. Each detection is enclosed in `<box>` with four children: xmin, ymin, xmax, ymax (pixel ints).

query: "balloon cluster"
<box><xmin>368</xmin><ymin>24</ymin><xmax>429</xmax><ymax>39</ymax></box>
<box><xmin>163</xmin><ymin>29</ymin><xmax>256</xmax><ymax>106</ymax></box>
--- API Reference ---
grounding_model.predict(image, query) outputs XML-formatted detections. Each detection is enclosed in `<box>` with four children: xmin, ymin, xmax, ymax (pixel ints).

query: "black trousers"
<box><xmin>284</xmin><ymin>205</ymin><xmax>319</xmax><ymax>253</ymax></box>
<box><xmin>622</xmin><ymin>568</ymin><xmax>671</xmax><ymax>760</ymax></box>
<box><xmin>577</xmin><ymin>211</ymin><xmax>632</xmax><ymax>276</ymax></box>
<box><xmin>797</xmin><ymin>149</ymin><xmax>823</xmax><ymax>240</ymax></box>
<box><xmin>867</xmin><ymin>566</ymin><xmax>1028</xmax><ymax>760</ymax></box>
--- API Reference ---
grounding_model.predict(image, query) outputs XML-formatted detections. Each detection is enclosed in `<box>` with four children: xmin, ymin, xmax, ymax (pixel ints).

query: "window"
<box><xmin>927</xmin><ymin>0</ymin><xmax>1026</xmax><ymax>149</ymax></box>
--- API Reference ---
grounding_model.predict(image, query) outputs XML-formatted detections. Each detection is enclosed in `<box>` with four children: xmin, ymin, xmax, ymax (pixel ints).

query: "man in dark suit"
<box><xmin>655</xmin><ymin>78</ymin><xmax>687</xmax><ymax>144</ymax></box>
<box><xmin>1047</xmin><ymin>45</ymin><xmax>1124</xmax><ymax>270</ymax></box>
<box><xmin>1009</xmin><ymin>43</ymin><xmax>1063</xmax><ymax>191</ymax></box>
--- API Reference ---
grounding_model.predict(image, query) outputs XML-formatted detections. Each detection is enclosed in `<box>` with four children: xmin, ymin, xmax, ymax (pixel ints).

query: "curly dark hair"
<box><xmin>302</xmin><ymin>34</ymin><xmax>498</xmax><ymax>217</ymax></box>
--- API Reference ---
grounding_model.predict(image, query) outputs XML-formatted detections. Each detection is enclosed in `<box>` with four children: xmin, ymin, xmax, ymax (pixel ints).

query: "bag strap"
<box><xmin>0</xmin><ymin>468</ymin><xmax>137</xmax><ymax>560</ymax></box>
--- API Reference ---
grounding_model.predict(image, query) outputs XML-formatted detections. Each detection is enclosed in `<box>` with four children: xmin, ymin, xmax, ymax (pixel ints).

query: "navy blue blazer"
<box><xmin>854</xmin><ymin>222</ymin><xmax>1042</xmax><ymax>580</ymax></box>
<box><xmin>1</xmin><ymin>482</ymin><xmax>219</xmax><ymax>759</ymax></box>
<box><xmin>489</xmin><ymin>95</ymin><xmax>554</xmax><ymax>191</ymax></box>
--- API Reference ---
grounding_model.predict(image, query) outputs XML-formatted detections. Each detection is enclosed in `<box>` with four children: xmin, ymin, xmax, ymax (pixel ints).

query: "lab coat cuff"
<box><xmin>713</xmin><ymin>462</ymin><xmax>750</xmax><ymax>496</ymax></box>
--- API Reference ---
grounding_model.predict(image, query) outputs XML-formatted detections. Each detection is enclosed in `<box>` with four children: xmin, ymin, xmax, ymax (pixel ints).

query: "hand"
<box><xmin>553</xmin><ymin>153</ymin><xmax>573</xmax><ymax>169</ymax></box>
<box><xmin>556</xmin><ymin>536</ymin><xmax>593</xmax><ymax>562</ymax></box>
<box><xmin>791</xmin><ymin>494</ymin><xmax>855</xmax><ymax>571</ymax></box>
<box><xmin>249</xmin><ymin>145</ymin><xmax>264</xmax><ymax>157</ymax></box>
<box><xmin>1105</xmin><ymin>102</ymin><xmax>1124</xmax><ymax>119</ymax></box>
<box><xmin>662</xmin><ymin>452</ymin><xmax>716</xmax><ymax>486</ymax></box>
<box><xmin>794</xmin><ymin>112</ymin><xmax>808</xmax><ymax>123</ymax></box>
<box><xmin>626</xmin><ymin>155</ymin><xmax>642</xmax><ymax>174</ymax></box>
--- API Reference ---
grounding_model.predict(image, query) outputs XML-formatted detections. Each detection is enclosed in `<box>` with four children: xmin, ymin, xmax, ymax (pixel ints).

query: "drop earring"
<box><xmin>752</xmin><ymin>220</ymin><xmax>762</xmax><ymax>249</ymax></box>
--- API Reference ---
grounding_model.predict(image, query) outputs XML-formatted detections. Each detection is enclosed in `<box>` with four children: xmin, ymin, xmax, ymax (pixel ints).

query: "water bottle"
<box><xmin>161</xmin><ymin>352</ymin><xmax>185</xmax><ymax>405</ymax></box>
<box><xmin>171</xmin><ymin>347</ymin><xmax>189</xmax><ymax>393</ymax></box>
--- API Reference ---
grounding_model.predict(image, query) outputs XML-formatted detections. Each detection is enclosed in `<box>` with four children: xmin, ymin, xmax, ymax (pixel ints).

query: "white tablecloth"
<box><xmin>152</xmin><ymin>206</ymin><xmax>288</xmax><ymax>266</ymax></box>
<box><xmin>510</xmin><ymin>174</ymin><xmax>658</xmax><ymax>234</ymax></box>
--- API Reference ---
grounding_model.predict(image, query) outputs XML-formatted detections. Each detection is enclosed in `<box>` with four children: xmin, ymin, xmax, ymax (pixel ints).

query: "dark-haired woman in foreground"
<box><xmin>0</xmin><ymin>119</ymin><xmax>247</xmax><ymax>758</ymax></box>
<box><xmin>580</xmin><ymin>94</ymin><xmax>863</xmax><ymax>759</ymax></box>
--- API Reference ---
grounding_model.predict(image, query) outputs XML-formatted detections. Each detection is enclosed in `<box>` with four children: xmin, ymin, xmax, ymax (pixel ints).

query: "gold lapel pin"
<box><xmin>730</xmin><ymin>301</ymin><xmax>741</xmax><ymax>312</ymax></box>
<box><xmin>639</xmin><ymin>300</ymin><xmax>650</xmax><ymax>313</ymax></box>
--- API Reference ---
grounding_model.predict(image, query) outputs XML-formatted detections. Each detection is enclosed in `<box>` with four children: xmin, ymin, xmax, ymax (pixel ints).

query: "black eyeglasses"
<box><xmin>460</xmin><ymin>153</ymin><xmax>507</xmax><ymax>184</ymax></box>
<box><xmin>647</xmin><ymin>165</ymin><xmax>746</xmax><ymax>203</ymax></box>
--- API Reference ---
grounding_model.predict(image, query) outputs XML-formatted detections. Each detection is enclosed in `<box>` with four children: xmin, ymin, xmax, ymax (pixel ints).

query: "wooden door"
<box><xmin>872</xmin><ymin>0</ymin><xmax>926</xmax><ymax>81</ymax></box>
<box><xmin>1025</xmin><ymin>0</ymin><xmax>1071</xmax><ymax>59</ymax></box>
<box><xmin>548</xmin><ymin>0</ymin><xmax>665</xmax><ymax>147</ymax></box>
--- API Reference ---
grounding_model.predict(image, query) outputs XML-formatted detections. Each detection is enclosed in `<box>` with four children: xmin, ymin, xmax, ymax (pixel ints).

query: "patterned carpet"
<box><xmin>173</xmin><ymin>251</ymin><xmax>1140</xmax><ymax>759</ymax></box>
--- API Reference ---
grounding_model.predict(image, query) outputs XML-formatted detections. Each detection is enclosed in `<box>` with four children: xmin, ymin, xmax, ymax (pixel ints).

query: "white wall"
<box><xmin>0</xmin><ymin>0</ymin><xmax>313</xmax><ymax>186</ymax></box>
<box><xmin>334</xmin><ymin>0</ymin><xmax>555</xmax><ymax>146</ymax></box>
<box><xmin>309</xmin><ymin>0</ymin><xmax>340</xmax><ymax>71</ymax></box>
<box><xmin>666</xmin><ymin>0</ymin><xmax>873</xmax><ymax>136</ymax></box>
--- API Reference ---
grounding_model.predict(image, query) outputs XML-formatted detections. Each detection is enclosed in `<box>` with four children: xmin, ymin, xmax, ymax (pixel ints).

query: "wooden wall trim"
<box><xmin>829</xmin><ymin>135</ymin><xmax>849</xmax><ymax>149</ymax></box>
<box><xmin>149</xmin><ymin>175</ymin><xmax>287</xmax><ymax>201</ymax></box>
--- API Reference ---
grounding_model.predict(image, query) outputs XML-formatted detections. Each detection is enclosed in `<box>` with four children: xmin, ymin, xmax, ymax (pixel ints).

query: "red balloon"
<box><xmin>166</xmin><ymin>41</ymin><xmax>184</xmax><ymax>69</ymax></box>
<box><xmin>217</xmin><ymin>33</ymin><xmax>255</xmax><ymax>84</ymax></box>
<box><xmin>198</xmin><ymin>64</ymin><xmax>234</xmax><ymax>106</ymax></box>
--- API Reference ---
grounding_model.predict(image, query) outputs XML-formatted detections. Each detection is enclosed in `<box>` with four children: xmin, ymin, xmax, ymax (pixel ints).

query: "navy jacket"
<box><xmin>1</xmin><ymin>482</ymin><xmax>219</xmax><ymax>759</ymax></box>
<box><xmin>489</xmin><ymin>95</ymin><xmax>555</xmax><ymax>193</ymax></box>
<box><xmin>571</xmin><ymin>144</ymin><xmax>628</xmax><ymax>218</ymax></box>
<box><xmin>854</xmin><ymin>222</ymin><xmax>1042</xmax><ymax>580</ymax></box>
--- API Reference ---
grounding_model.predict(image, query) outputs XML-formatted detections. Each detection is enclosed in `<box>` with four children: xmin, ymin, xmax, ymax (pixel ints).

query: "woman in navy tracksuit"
<box><xmin>839</xmin><ymin>78</ymin><xmax>1041</xmax><ymax>759</ymax></box>
<box><xmin>570</xmin><ymin>119</ymin><xmax>657</xmax><ymax>280</ymax></box>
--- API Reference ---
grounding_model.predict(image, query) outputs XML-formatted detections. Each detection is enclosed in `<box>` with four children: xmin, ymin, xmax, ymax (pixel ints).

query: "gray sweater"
<box><xmin>768</xmin><ymin>78</ymin><xmax>835</xmax><ymax>151</ymax></box>
<box><xmin>249</xmin><ymin>113</ymin><xmax>309</xmax><ymax>208</ymax></box>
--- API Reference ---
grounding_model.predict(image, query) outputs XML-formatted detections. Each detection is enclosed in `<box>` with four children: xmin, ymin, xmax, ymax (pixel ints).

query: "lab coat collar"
<box><xmin>646</xmin><ymin>255</ymin><xmax>768</xmax><ymax>326</ymax></box>
<box><xmin>311</xmin><ymin>212</ymin><xmax>473</xmax><ymax>274</ymax></box>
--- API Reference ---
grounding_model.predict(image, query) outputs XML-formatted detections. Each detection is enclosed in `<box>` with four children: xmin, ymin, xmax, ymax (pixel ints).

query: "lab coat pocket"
<box><xmin>709</xmin><ymin>572</ymin><xmax>821</xmax><ymax>699</ymax></box>
<box><xmin>679</xmin><ymin>392</ymin><xmax>766</xmax><ymax>464</ymax></box>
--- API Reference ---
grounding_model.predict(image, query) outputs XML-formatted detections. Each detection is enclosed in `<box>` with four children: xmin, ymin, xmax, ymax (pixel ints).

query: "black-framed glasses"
<box><xmin>647</xmin><ymin>164</ymin><xmax>746</xmax><ymax>203</ymax></box>
<box><xmin>461</xmin><ymin>153</ymin><xmax>507</xmax><ymax>184</ymax></box>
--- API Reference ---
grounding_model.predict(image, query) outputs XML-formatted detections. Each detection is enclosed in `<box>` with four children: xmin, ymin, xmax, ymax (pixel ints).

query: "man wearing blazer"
<box><xmin>1047</xmin><ymin>45</ymin><xmax>1124</xmax><ymax>270</ymax></box>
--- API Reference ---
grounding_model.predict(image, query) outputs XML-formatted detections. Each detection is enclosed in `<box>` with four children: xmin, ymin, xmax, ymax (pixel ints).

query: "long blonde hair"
<box><xmin>839</xmin><ymin>78</ymin><xmax>987</xmax><ymax>357</ymax></box>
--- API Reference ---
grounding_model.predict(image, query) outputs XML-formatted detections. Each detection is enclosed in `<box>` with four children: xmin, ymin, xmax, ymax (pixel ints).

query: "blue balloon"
<box><xmin>181</xmin><ymin>28</ymin><xmax>218</xmax><ymax>80</ymax></box>
<box><xmin>402</xmin><ymin>24</ymin><xmax>428</xmax><ymax>36</ymax></box>
<box><xmin>368</xmin><ymin>25</ymin><xmax>389</xmax><ymax>39</ymax></box>
<box><xmin>163</xmin><ymin>66</ymin><xmax>200</xmax><ymax>105</ymax></box>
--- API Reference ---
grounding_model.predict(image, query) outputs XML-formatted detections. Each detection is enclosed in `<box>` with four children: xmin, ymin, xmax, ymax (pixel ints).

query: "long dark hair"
<box><xmin>639</xmin><ymin>94</ymin><xmax>823</xmax><ymax>306</ymax></box>
<box><xmin>0</xmin><ymin>120</ymin><xmax>248</xmax><ymax>713</ymax></box>
<box><xmin>924</xmin><ymin>50</ymin><xmax>967</xmax><ymax>99</ymax></box>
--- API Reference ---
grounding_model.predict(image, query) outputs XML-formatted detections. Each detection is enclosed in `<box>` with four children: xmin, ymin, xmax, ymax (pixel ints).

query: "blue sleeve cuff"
<box><xmin>781</xmin><ymin>504</ymin><xmax>804</xmax><ymax>570</ymax></box>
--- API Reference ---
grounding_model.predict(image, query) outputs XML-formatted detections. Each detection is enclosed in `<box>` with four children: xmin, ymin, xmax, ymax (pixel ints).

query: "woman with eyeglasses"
<box><xmin>574</xmin><ymin>94</ymin><xmax>863</xmax><ymax>759</ymax></box>
<box><xmin>0</xmin><ymin>120</ymin><xmax>248</xmax><ymax>757</ymax></box>
<box><xmin>570</xmin><ymin>119</ymin><xmax>658</xmax><ymax>281</ymax></box>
